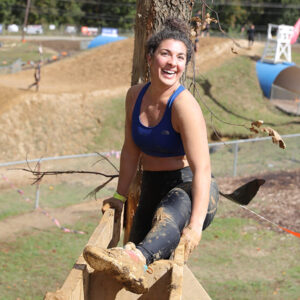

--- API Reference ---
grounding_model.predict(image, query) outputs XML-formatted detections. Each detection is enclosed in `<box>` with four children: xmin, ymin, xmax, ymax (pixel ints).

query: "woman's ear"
<box><xmin>146</xmin><ymin>54</ymin><xmax>152</xmax><ymax>65</ymax></box>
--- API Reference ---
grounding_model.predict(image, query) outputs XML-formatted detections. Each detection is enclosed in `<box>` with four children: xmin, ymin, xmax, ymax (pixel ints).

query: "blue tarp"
<box><xmin>256</xmin><ymin>61</ymin><xmax>295</xmax><ymax>98</ymax></box>
<box><xmin>87</xmin><ymin>35</ymin><xmax>126</xmax><ymax>49</ymax></box>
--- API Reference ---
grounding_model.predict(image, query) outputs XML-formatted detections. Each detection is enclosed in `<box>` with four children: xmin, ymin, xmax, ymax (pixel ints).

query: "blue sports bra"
<box><xmin>132</xmin><ymin>82</ymin><xmax>186</xmax><ymax>157</ymax></box>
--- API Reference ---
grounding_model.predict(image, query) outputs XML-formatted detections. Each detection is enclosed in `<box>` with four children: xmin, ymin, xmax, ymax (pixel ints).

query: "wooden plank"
<box><xmin>44</xmin><ymin>208</ymin><xmax>212</xmax><ymax>300</ymax></box>
<box><xmin>169</xmin><ymin>243</ymin><xmax>185</xmax><ymax>300</ymax></box>
<box><xmin>86</xmin><ymin>208</ymin><xmax>115</xmax><ymax>248</ymax></box>
<box><xmin>44</xmin><ymin>209</ymin><xmax>116</xmax><ymax>299</ymax></box>
<box><xmin>182</xmin><ymin>266</ymin><xmax>212</xmax><ymax>300</ymax></box>
<box><xmin>88</xmin><ymin>260</ymin><xmax>174</xmax><ymax>300</ymax></box>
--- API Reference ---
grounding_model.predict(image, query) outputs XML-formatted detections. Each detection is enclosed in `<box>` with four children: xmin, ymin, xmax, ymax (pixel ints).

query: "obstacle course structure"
<box><xmin>88</xmin><ymin>28</ymin><xmax>126</xmax><ymax>49</ymax></box>
<box><xmin>44</xmin><ymin>208</ymin><xmax>211</xmax><ymax>300</ymax></box>
<box><xmin>256</xmin><ymin>21</ymin><xmax>300</xmax><ymax>115</ymax></box>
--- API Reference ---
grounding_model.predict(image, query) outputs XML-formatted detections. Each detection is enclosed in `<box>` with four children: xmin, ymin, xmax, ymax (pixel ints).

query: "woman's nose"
<box><xmin>168</xmin><ymin>55</ymin><xmax>177</xmax><ymax>66</ymax></box>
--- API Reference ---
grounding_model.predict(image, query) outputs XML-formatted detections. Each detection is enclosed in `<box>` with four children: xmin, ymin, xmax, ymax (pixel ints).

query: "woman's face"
<box><xmin>148</xmin><ymin>39</ymin><xmax>187</xmax><ymax>87</ymax></box>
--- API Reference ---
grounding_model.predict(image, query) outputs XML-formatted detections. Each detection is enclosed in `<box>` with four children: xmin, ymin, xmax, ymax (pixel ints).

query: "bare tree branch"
<box><xmin>17</xmin><ymin>168</ymin><xmax>119</xmax><ymax>185</ymax></box>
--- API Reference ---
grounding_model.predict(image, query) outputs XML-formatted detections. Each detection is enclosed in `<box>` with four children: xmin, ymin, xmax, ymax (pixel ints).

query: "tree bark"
<box><xmin>124</xmin><ymin>0</ymin><xmax>195</xmax><ymax>245</ymax></box>
<box><xmin>131</xmin><ymin>0</ymin><xmax>195</xmax><ymax>85</ymax></box>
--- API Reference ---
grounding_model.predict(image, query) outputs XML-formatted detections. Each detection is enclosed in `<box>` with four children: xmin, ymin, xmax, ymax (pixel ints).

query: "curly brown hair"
<box><xmin>146</xmin><ymin>18</ymin><xmax>193</xmax><ymax>64</ymax></box>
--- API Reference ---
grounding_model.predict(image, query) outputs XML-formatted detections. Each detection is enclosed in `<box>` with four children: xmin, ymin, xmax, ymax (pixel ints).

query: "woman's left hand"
<box><xmin>180</xmin><ymin>224</ymin><xmax>202</xmax><ymax>263</ymax></box>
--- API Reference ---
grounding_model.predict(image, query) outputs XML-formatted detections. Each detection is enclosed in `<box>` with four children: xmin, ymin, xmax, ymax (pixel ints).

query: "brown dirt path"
<box><xmin>0</xmin><ymin>199</ymin><xmax>103</xmax><ymax>242</ymax></box>
<box><xmin>0</xmin><ymin>168</ymin><xmax>298</xmax><ymax>243</ymax></box>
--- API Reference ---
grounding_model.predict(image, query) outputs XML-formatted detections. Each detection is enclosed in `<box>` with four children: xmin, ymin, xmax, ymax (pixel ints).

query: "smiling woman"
<box><xmin>83</xmin><ymin>18</ymin><xmax>219</xmax><ymax>294</ymax></box>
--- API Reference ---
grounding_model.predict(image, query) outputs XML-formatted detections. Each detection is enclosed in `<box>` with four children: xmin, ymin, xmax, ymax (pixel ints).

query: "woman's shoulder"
<box><xmin>125</xmin><ymin>83</ymin><xmax>149</xmax><ymax>112</ymax></box>
<box><xmin>176</xmin><ymin>87</ymin><xmax>199</xmax><ymax>108</ymax></box>
<box><xmin>127</xmin><ymin>83</ymin><xmax>147</xmax><ymax>98</ymax></box>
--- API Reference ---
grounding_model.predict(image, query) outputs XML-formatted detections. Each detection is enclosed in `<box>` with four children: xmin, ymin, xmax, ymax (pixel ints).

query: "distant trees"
<box><xmin>193</xmin><ymin>0</ymin><xmax>299</xmax><ymax>32</ymax></box>
<box><xmin>0</xmin><ymin>0</ymin><xmax>136</xmax><ymax>30</ymax></box>
<box><xmin>0</xmin><ymin>0</ymin><xmax>298</xmax><ymax>31</ymax></box>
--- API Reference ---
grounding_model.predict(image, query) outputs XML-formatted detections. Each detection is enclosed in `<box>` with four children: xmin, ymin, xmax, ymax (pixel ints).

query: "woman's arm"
<box><xmin>102</xmin><ymin>86</ymin><xmax>141</xmax><ymax>213</ymax></box>
<box><xmin>173</xmin><ymin>90</ymin><xmax>211</xmax><ymax>259</ymax></box>
<box><xmin>117</xmin><ymin>87</ymin><xmax>142</xmax><ymax>196</ymax></box>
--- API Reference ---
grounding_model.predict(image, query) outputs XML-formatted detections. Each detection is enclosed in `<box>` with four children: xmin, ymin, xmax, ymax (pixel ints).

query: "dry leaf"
<box><xmin>251</xmin><ymin>120</ymin><xmax>264</xmax><ymax>128</ymax></box>
<box><xmin>249</xmin><ymin>120</ymin><xmax>286</xmax><ymax>149</ymax></box>
<box><xmin>261</xmin><ymin>127</ymin><xmax>286</xmax><ymax>149</ymax></box>
<box><xmin>249</xmin><ymin>127</ymin><xmax>259</xmax><ymax>133</ymax></box>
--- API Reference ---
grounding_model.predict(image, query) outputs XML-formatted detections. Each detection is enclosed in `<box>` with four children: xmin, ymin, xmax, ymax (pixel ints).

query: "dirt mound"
<box><xmin>0</xmin><ymin>37</ymin><xmax>263</xmax><ymax>161</ymax></box>
<box><xmin>0</xmin><ymin>38</ymin><xmax>134</xmax><ymax>93</ymax></box>
<box><xmin>0</xmin><ymin>84</ymin><xmax>23</xmax><ymax>114</ymax></box>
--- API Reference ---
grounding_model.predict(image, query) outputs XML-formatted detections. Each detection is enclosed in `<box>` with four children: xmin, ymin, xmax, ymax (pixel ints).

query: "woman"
<box><xmin>83</xmin><ymin>18</ymin><xmax>218</xmax><ymax>294</ymax></box>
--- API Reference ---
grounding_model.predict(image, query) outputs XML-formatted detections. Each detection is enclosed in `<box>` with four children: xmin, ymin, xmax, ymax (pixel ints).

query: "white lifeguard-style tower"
<box><xmin>261</xmin><ymin>24</ymin><xmax>294</xmax><ymax>63</ymax></box>
<box><xmin>256</xmin><ymin>22</ymin><xmax>300</xmax><ymax>115</ymax></box>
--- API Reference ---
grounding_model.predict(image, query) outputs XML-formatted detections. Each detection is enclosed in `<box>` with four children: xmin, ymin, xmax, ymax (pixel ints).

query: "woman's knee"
<box><xmin>155</xmin><ymin>186</ymin><xmax>192</xmax><ymax>230</ymax></box>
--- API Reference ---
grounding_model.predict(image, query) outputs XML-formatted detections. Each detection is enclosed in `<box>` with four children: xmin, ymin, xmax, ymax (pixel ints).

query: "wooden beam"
<box><xmin>44</xmin><ymin>209</ymin><xmax>116</xmax><ymax>299</ymax></box>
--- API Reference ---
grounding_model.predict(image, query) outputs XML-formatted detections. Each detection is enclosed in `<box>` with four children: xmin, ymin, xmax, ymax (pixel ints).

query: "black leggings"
<box><xmin>129</xmin><ymin>167</ymin><xmax>219</xmax><ymax>265</ymax></box>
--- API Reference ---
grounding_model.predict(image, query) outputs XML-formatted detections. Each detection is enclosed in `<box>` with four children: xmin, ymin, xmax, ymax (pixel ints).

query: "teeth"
<box><xmin>163</xmin><ymin>70</ymin><xmax>175</xmax><ymax>74</ymax></box>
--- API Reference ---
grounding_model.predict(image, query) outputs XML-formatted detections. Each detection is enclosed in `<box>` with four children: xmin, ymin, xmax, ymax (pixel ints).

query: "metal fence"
<box><xmin>0</xmin><ymin>134</ymin><xmax>299</xmax><ymax>211</ymax></box>
<box><xmin>0</xmin><ymin>58</ymin><xmax>22</xmax><ymax>74</ymax></box>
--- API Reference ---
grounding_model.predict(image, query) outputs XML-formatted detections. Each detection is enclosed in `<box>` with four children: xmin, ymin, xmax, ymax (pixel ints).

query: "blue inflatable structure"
<box><xmin>256</xmin><ymin>61</ymin><xmax>295</xmax><ymax>98</ymax></box>
<box><xmin>88</xmin><ymin>35</ymin><xmax>126</xmax><ymax>49</ymax></box>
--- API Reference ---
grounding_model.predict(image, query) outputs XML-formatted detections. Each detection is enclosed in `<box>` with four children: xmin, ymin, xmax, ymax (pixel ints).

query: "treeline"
<box><xmin>0</xmin><ymin>0</ymin><xmax>298</xmax><ymax>31</ymax></box>
<box><xmin>0</xmin><ymin>0</ymin><xmax>136</xmax><ymax>30</ymax></box>
<box><xmin>195</xmin><ymin>0</ymin><xmax>299</xmax><ymax>31</ymax></box>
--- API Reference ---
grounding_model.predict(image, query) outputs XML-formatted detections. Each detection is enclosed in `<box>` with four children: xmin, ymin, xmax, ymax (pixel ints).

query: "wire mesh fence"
<box><xmin>0</xmin><ymin>134</ymin><xmax>299</xmax><ymax>219</ymax></box>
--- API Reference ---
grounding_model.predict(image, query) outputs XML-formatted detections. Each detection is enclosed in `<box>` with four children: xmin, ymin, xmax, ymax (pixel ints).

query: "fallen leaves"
<box><xmin>250</xmin><ymin>120</ymin><xmax>286</xmax><ymax>149</ymax></box>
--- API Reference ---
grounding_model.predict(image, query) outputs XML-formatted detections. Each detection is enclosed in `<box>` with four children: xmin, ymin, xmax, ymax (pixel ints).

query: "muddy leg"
<box><xmin>136</xmin><ymin>186</ymin><xmax>192</xmax><ymax>265</ymax></box>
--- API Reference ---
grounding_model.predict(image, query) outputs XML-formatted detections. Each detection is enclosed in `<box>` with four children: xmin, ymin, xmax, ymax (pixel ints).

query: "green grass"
<box><xmin>191</xmin><ymin>54</ymin><xmax>300</xmax><ymax>140</ymax></box>
<box><xmin>0</xmin><ymin>40</ymin><xmax>54</xmax><ymax>66</ymax></box>
<box><xmin>89</xmin><ymin>96</ymin><xmax>126</xmax><ymax>152</ymax></box>
<box><xmin>0</xmin><ymin>214</ymin><xmax>99</xmax><ymax>300</ymax></box>
<box><xmin>0</xmin><ymin>182</ymin><xmax>113</xmax><ymax>221</ymax></box>
<box><xmin>210</xmin><ymin>136</ymin><xmax>300</xmax><ymax>177</ymax></box>
<box><xmin>292</xmin><ymin>49</ymin><xmax>300</xmax><ymax>65</ymax></box>
<box><xmin>0</xmin><ymin>209</ymin><xmax>298</xmax><ymax>300</ymax></box>
<box><xmin>188</xmin><ymin>214</ymin><xmax>300</xmax><ymax>300</ymax></box>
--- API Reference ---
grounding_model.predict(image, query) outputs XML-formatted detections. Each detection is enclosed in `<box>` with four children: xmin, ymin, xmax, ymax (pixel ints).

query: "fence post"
<box><xmin>233</xmin><ymin>142</ymin><xmax>238</xmax><ymax>177</ymax></box>
<box><xmin>35</xmin><ymin>162</ymin><xmax>41</xmax><ymax>209</ymax></box>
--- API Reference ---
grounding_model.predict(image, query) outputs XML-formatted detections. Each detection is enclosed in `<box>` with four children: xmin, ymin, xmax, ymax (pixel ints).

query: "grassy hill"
<box><xmin>90</xmin><ymin>48</ymin><xmax>300</xmax><ymax>153</ymax></box>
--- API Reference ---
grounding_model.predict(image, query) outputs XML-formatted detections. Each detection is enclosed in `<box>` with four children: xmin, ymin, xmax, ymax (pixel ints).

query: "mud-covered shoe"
<box><xmin>83</xmin><ymin>245</ymin><xmax>148</xmax><ymax>294</ymax></box>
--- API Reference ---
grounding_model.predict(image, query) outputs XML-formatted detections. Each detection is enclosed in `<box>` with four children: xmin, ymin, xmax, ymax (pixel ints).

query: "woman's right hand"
<box><xmin>102</xmin><ymin>197</ymin><xmax>124</xmax><ymax>218</ymax></box>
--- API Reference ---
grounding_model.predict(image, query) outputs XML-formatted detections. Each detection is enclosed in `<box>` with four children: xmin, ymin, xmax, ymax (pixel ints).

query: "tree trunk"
<box><xmin>124</xmin><ymin>0</ymin><xmax>195</xmax><ymax>245</ymax></box>
<box><xmin>131</xmin><ymin>0</ymin><xmax>195</xmax><ymax>85</ymax></box>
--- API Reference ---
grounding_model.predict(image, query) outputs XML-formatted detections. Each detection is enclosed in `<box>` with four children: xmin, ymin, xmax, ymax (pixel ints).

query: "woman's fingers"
<box><xmin>102</xmin><ymin>202</ymin><xmax>111</xmax><ymax>213</ymax></box>
<box><xmin>181</xmin><ymin>226</ymin><xmax>202</xmax><ymax>262</ymax></box>
<box><xmin>101</xmin><ymin>197</ymin><xmax>124</xmax><ymax>215</ymax></box>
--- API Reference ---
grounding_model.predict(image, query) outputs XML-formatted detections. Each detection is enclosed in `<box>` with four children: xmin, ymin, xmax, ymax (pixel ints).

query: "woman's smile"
<box><xmin>148</xmin><ymin>39</ymin><xmax>187</xmax><ymax>87</ymax></box>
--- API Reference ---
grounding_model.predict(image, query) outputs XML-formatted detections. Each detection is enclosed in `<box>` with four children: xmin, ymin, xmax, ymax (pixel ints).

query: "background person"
<box><xmin>83</xmin><ymin>18</ymin><xmax>219</xmax><ymax>294</ymax></box>
<box><xmin>28</xmin><ymin>61</ymin><xmax>41</xmax><ymax>92</ymax></box>
<box><xmin>247</xmin><ymin>24</ymin><xmax>255</xmax><ymax>48</ymax></box>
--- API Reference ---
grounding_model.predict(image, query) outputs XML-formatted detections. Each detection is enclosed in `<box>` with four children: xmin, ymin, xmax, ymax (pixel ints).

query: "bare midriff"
<box><xmin>141</xmin><ymin>153</ymin><xmax>189</xmax><ymax>171</ymax></box>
